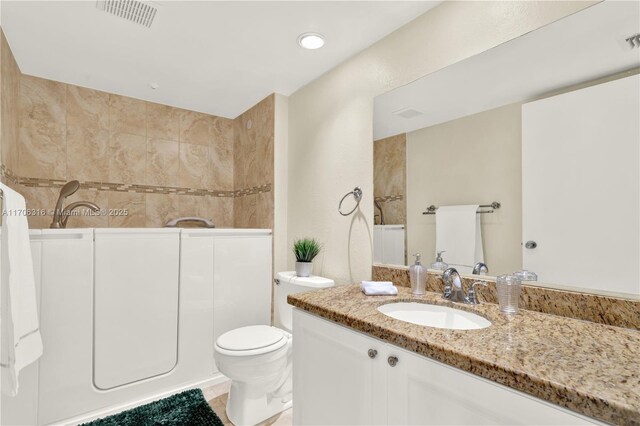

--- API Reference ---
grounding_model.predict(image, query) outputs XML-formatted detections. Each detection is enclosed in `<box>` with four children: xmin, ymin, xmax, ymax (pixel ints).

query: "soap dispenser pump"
<box><xmin>431</xmin><ymin>251</ymin><xmax>449</xmax><ymax>271</ymax></box>
<box><xmin>410</xmin><ymin>254</ymin><xmax>428</xmax><ymax>295</ymax></box>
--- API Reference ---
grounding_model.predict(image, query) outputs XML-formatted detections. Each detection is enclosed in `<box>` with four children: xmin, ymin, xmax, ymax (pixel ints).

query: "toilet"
<box><xmin>214</xmin><ymin>271</ymin><xmax>335</xmax><ymax>425</ymax></box>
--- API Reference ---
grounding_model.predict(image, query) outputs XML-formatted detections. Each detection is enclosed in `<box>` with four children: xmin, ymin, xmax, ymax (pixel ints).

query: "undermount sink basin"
<box><xmin>377</xmin><ymin>302</ymin><xmax>491</xmax><ymax>330</ymax></box>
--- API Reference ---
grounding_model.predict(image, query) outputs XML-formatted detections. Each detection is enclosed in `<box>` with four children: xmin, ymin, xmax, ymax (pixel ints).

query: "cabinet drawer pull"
<box><xmin>368</xmin><ymin>349</ymin><xmax>378</xmax><ymax>359</ymax></box>
<box><xmin>388</xmin><ymin>356</ymin><xmax>398</xmax><ymax>367</ymax></box>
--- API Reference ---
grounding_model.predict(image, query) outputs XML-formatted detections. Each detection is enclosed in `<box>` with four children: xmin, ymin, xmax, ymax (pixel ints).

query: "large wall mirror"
<box><xmin>372</xmin><ymin>1</ymin><xmax>640</xmax><ymax>299</ymax></box>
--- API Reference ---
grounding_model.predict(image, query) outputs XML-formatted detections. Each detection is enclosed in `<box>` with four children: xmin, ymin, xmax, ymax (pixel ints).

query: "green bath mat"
<box><xmin>81</xmin><ymin>388</ymin><xmax>224</xmax><ymax>426</ymax></box>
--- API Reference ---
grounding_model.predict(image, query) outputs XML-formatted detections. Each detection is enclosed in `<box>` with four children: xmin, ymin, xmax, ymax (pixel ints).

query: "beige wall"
<box><xmin>373</xmin><ymin>133</ymin><xmax>406</xmax><ymax>226</ymax></box>
<box><xmin>406</xmin><ymin>104</ymin><xmax>522</xmax><ymax>275</ymax></box>
<box><xmin>287</xmin><ymin>1</ymin><xmax>595</xmax><ymax>285</ymax></box>
<box><xmin>273</xmin><ymin>94</ymin><xmax>289</xmax><ymax>275</ymax></box>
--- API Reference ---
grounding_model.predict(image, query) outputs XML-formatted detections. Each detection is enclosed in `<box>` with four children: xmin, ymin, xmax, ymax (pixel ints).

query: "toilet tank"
<box><xmin>275</xmin><ymin>271</ymin><xmax>334</xmax><ymax>332</ymax></box>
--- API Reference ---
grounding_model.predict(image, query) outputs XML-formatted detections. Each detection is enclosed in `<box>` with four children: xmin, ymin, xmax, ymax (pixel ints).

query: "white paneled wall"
<box><xmin>0</xmin><ymin>230</ymin><xmax>43</xmax><ymax>426</ymax></box>
<box><xmin>374</xmin><ymin>225</ymin><xmax>406</xmax><ymax>266</ymax></box>
<box><xmin>1</xmin><ymin>228</ymin><xmax>272</xmax><ymax>426</ymax></box>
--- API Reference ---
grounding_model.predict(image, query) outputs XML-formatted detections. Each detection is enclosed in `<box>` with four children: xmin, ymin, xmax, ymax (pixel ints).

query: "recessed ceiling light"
<box><xmin>149</xmin><ymin>82</ymin><xmax>159</xmax><ymax>90</ymax></box>
<box><xmin>298</xmin><ymin>33</ymin><xmax>325</xmax><ymax>50</ymax></box>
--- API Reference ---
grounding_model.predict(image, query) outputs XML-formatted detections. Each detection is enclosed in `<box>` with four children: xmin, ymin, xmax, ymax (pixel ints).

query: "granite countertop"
<box><xmin>288</xmin><ymin>285</ymin><xmax>640</xmax><ymax>426</ymax></box>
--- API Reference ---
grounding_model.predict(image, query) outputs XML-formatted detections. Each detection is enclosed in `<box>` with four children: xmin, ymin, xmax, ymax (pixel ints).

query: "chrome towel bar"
<box><xmin>423</xmin><ymin>201</ymin><xmax>500</xmax><ymax>215</ymax></box>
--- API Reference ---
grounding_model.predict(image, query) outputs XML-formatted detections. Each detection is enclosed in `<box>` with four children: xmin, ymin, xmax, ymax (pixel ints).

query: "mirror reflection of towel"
<box><xmin>435</xmin><ymin>205</ymin><xmax>484</xmax><ymax>274</ymax></box>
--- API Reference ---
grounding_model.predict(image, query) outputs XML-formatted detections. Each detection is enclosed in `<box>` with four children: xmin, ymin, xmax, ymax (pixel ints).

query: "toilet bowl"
<box><xmin>214</xmin><ymin>271</ymin><xmax>334</xmax><ymax>425</ymax></box>
<box><xmin>215</xmin><ymin>325</ymin><xmax>292</xmax><ymax>425</ymax></box>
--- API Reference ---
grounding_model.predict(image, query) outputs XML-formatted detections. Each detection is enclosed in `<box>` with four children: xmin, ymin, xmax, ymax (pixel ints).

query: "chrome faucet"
<box><xmin>467</xmin><ymin>281</ymin><xmax>488</xmax><ymax>305</ymax></box>
<box><xmin>442</xmin><ymin>267</ymin><xmax>468</xmax><ymax>303</ymax></box>
<box><xmin>50</xmin><ymin>180</ymin><xmax>101</xmax><ymax>229</ymax></box>
<box><xmin>472</xmin><ymin>262</ymin><xmax>489</xmax><ymax>275</ymax></box>
<box><xmin>442</xmin><ymin>268</ymin><xmax>488</xmax><ymax>305</ymax></box>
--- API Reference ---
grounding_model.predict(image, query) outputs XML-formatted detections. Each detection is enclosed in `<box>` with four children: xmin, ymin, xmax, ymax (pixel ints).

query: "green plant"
<box><xmin>293</xmin><ymin>238</ymin><xmax>321</xmax><ymax>263</ymax></box>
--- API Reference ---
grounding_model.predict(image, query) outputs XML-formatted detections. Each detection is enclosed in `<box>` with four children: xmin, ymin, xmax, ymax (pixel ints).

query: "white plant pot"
<box><xmin>295</xmin><ymin>261</ymin><xmax>313</xmax><ymax>277</ymax></box>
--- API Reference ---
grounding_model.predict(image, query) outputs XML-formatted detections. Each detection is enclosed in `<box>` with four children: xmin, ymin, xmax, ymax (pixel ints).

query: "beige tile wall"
<box><xmin>373</xmin><ymin>133</ymin><xmax>406</xmax><ymax>225</ymax></box>
<box><xmin>1</xmin><ymin>28</ymin><xmax>274</xmax><ymax>230</ymax></box>
<box><xmin>233</xmin><ymin>94</ymin><xmax>274</xmax><ymax>229</ymax></box>
<box><xmin>1</xmin><ymin>30</ymin><xmax>20</xmax><ymax>176</ymax></box>
<box><xmin>12</xmin><ymin>73</ymin><xmax>236</xmax><ymax>229</ymax></box>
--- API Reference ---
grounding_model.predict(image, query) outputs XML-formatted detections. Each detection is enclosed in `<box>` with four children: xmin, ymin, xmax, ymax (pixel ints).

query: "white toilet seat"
<box><xmin>215</xmin><ymin>325</ymin><xmax>288</xmax><ymax>357</ymax></box>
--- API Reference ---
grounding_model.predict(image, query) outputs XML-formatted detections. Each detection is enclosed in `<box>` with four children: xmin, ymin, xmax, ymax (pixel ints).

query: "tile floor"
<box><xmin>203</xmin><ymin>381</ymin><xmax>293</xmax><ymax>426</ymax></box>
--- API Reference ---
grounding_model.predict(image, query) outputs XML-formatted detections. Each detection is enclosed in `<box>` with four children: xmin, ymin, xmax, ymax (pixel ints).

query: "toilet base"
<box><xmin>226</xmin><ymin>381</ymin><xmax>292</xmax><ymax>425</ymax></box>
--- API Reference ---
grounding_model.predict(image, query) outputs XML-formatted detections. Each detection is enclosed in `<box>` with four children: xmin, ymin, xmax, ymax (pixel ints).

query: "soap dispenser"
<box><xmin>431</xmin><ymin>251</ymin><xmax>449</xmax><ymax>271</ymax></box>
<box><xmin>410</xmin><ymin>254</ymin><xmax>428</xmax><ymax>295</ymax></box>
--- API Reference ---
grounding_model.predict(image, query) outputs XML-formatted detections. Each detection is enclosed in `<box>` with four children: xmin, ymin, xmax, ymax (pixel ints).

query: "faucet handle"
<box><xmin>468</xmin><ymin>281</ymin><xmax>488</xmax><ymax>305</ymax></box>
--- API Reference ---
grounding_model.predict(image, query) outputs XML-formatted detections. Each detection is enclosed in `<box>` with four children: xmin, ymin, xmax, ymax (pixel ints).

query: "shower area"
<box><xmin>0</xmin><ymin>29</ymin><xmax>278</xmax><ymax>424</ymax></box>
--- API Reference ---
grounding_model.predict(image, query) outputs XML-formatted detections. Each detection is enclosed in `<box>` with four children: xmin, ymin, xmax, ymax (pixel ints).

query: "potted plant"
<box><xmin>293</xmin><ymin>238</ymin><xmax>321</xmax><ymax>277</ymax></box>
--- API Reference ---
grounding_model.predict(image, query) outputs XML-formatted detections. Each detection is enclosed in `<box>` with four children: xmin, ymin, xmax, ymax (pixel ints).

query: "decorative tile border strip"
<box><xmin>374</xmin><ymin>194</ymin><xmax>404</xmax><ymax>202</ymax></box>
<box><xmin>235</xmin><ymin>184</ymin><xmax>271</xmax><ymax>197</ymax></box>
<box><xmin>0</xmin><ymin>164</ymin><xmax>19</xmax><ymax>185</ymax></box>
<box><xmin>1</xmin><ymin>165</ymin><xmax>270</xmax><ymax>198</ymax></box>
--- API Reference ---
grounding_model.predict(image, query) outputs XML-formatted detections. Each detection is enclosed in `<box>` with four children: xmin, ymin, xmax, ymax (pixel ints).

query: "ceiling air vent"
<box><xmin>393</xmin><ymin>107</ymin><xmax>423</xmax><ymax>119</ymax></box>
<box><xmin>96</xmin><ymin>0</ymin><xmax>158</xmax><ymax>28</ymax></box>
<box><xmin>625</xmin><ymin>33</ymin><xmax>640</xmax><ymax>49</ymax></box>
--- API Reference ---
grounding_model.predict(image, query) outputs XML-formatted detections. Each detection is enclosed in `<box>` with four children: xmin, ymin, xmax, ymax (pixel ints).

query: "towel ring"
<box><xmin>338</xmin><ymin>187</ymin><xmax>363</xmax><ymax>216</ymax></box>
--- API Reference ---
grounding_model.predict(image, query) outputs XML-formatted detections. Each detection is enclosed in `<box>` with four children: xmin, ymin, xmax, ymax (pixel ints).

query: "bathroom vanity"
<box><xmin>290</xmin><ymin>286</ymin><xmax>639</xmax><ymax>425</ymax></box>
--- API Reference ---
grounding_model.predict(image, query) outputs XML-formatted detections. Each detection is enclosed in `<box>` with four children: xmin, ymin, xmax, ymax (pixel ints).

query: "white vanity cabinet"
<box><xmin>293</xmin><ymin>310</ymin><xmax>600</xmax><ymax>426</ymax></box>
<box><xmin>293</xmin><ymin>307</ymin><xmax>387</xmax><ymax>425</ymax></box>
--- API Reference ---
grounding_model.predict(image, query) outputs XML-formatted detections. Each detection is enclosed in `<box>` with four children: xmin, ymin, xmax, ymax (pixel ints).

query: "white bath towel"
<box><xmin>360</xmin><ymin>281</ymin><xmax>398</xmax><ymax>296</ymax></box>
<box><xmin>1</xmin><ymin>184</ymin><xmax>43</xmax><ymax>396</ymax></box>
<box><xmin>435</xmin><ymin>205</ymin><xmax>484</xmax><ymax>275</ymax></box>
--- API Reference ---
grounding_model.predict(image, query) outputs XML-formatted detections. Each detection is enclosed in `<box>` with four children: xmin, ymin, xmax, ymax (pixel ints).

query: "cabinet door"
<box><xmin>387</xmin><ymin>346</ymin><xmax>596</xmax><ymax>425</ymax></box>
<box><xmin>293</xmin><ymin>310</ymin><xmax>386</xmax><ymax>425</ymax></box>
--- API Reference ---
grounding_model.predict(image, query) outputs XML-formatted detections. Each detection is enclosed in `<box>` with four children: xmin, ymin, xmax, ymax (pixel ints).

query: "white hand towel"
<box><xmin>360</xmin><ymin>281</ymin><xmax>393</xmax><ymax>290</ymax></box>
<box><xmin>1</xmin><ymin>184</ymin><xmax>43</xmax><ymax>396</ymax></box>
<box><xmin>360</xmin><ymin>281</ymin><xmax>398</xmax><ymax>296</ymax></box>
<box><xmin>436</xmin><ymin>205</ymin><xmax>484</xmax><ymax>274</ymax></box>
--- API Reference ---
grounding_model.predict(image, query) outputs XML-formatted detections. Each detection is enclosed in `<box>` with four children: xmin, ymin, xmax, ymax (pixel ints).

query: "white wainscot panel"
<box><xmin>0</xmin><ymin>231</ymin><xmax>42</xmax><ymax>426</ymax></box>
<box><xmin>212</xmin><ymin>234</ymin><xmax>272</xmax><ymax>343</ymax></box>
<box><xmin>36</xmin><ymin>229</ymin><xmax>95</xmax><ymax>425</ymax></box>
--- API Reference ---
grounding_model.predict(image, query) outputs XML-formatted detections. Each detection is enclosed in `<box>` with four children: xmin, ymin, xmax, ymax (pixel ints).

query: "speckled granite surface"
<box><xmin>289</xmin><ymin>285</ymin><xmax>640</xmax><ymax>425</ymax></box>
<box><xmin>373</xmin><ymin>265</ymin><xmax>640</xmax><ymax>330</ymax></box>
